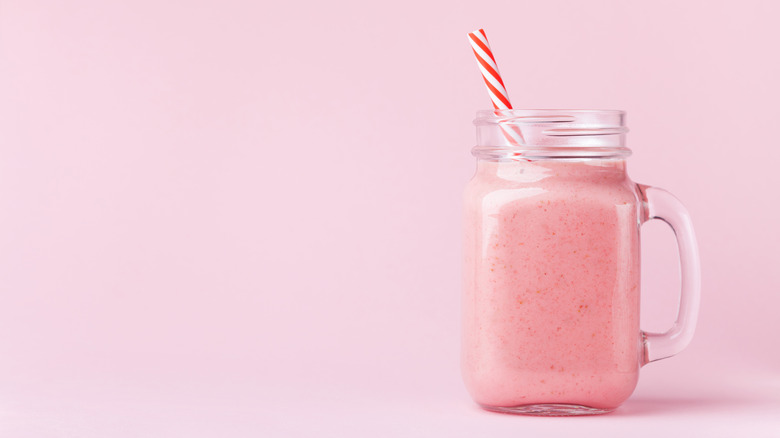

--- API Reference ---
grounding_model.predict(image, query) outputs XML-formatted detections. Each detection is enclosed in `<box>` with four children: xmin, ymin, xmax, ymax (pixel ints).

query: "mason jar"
<box><xmin>462</xmin><ymin>109</ymin><xmax>700</xmax><ymax>415</ymax></box>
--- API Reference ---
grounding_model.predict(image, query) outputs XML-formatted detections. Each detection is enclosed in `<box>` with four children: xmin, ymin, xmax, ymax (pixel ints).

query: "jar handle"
<box><xmin>638</xmin><ymin>185</ymin><xmax>701</xmax><ymax>365</ymax></box>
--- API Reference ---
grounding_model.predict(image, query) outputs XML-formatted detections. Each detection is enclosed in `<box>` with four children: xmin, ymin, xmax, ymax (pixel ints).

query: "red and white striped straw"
<box><xmin>467</xmin><ymin>29</ymin><xmax>524</xmax><ymax>145</ymax></box>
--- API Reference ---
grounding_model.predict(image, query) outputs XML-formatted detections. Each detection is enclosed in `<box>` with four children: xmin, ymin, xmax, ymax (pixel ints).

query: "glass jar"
<box><xmin>462</xmin><ymin>110</ymin><xmax>700</xmax><ymax>415</ymax></box>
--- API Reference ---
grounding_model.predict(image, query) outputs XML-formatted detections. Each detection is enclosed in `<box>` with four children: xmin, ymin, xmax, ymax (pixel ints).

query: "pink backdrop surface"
<box><xmin>1</xmin><ymin>0</ymin><xmax>778</xmax><ymax>436</ymax></box>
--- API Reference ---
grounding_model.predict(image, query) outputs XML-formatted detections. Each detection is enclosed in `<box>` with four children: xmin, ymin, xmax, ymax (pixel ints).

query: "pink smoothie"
<box><xmin>462</xmin><ymin>159</ymin><xmax>642</xmax><ymax>411</ymax></box>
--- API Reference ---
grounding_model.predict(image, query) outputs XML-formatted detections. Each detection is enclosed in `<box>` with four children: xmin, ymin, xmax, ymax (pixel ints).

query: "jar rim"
<box><xmin>476</xmin><ymin>108</ymin><xmax>625</xmax><ymax>115</ymax></box>
<box><xmin>474</xmin><ymin>109</ymin><xmax>626</xmax><ymax>124</ymax></box>
<box><xmin>473</xmin><ymin>109</ymin><xmax>629</xmax><ymax>159</ymax></box>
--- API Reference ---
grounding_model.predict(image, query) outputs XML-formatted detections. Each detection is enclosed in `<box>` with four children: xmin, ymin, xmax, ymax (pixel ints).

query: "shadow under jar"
<box><xmin>462</xmin><ymin>110</ymin><xmax>700</xmax><ymax>416</ymax></box>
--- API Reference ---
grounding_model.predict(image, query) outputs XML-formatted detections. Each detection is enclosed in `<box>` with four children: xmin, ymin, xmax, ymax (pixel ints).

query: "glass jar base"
<box><xmin>479</xmin><ymin>403</ymin><xmax>614</xmax><ymax>416</ymax></box>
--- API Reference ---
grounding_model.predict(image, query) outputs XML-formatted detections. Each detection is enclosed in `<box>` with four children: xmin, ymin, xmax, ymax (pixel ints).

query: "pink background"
<box><xmin>1</xmin><ymin>0</ymin><xmax>778</xmax><ymax>436</ymax></box>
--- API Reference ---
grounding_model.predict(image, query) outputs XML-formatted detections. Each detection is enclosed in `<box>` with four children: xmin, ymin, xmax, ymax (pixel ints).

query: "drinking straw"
<box><xmin>467</xmin><ymin>29</ymin><xmax>524</xmax><ymax>145</ymax></box>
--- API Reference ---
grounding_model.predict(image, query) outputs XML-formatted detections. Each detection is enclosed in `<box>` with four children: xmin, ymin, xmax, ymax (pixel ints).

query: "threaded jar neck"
<box><xmin>473</xmin><ymin>109</ymin><xmax>631</xmax><ymax>160</ymax></box>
